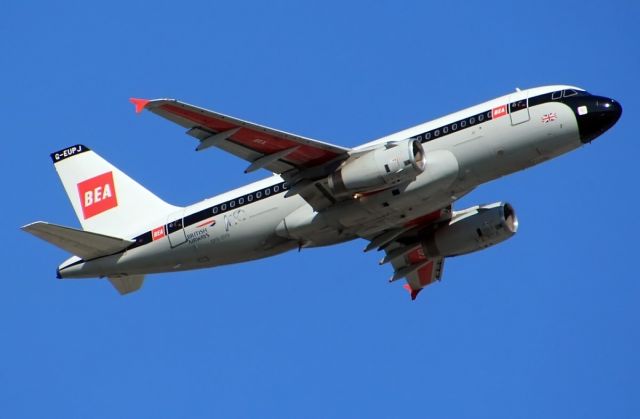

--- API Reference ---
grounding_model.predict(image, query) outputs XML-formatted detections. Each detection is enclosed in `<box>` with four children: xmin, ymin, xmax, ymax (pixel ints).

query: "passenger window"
<box><xmin>443</xmin><ymin>126</ymin><xmax>449</xmax><ymax>134</ymax></box>
<box><xmin>239</xmin><ymin>197</ymin><xmax>244</xmax><ymax>205</ymax></box>
<box><xmin>452</xmin><ymin>123</ymin><xmax>457</xmax><ymax>131</ymax></box>
<box><xmin>213</xmin><ymin>207</ymin><xmax>218</xmax><ymax>214</ymax></box>
<box><xmin>470</xmin><ymin>117</ymin><xmax>476</xmax><ymax>124</ymax></box>
<box><xmin>478</xmin><ymin>114</ymin><xmax>484</xmax><ymax>122</ymax></box>
<box><xmin>247</xmin><ymin>195</ymin><xmax>253</xmax><ymax>202</ymax></box>
<box><xmin>221</xmin><ymin>203</ymin><xmax>227</xmax><ymax>211</ymax></box>
<box><xmin>265</xmin><ymin>188</ymin><xmax>271</xmax><ymax>196</ymax></box>
<box><xmin>274</xmin><ymin>185</ymin><xmax>279</xmax><ymax>192</ymax></box>
<box><xmin>256</xmin><ymin>191</ymin><xmax>262</xmax><ymax>199</ymax></box>
<box><xmin>434</xmin><ymin>129</ymin><xmax>440</xmax><ymax>137</ymax></box>
<box><xmin>230</xmin><ymin>201</ymin><xmax>235</xmax><ymax>208</ymax></box>
<box><xmin>425</xmin><ymin>132</ymin><xmax>431</xmax><ymax>140</ymax></box>
<box><xmin>460</xmin><ymin>120</ymin><xmax>466</xmax><ymax>128</ymax></box>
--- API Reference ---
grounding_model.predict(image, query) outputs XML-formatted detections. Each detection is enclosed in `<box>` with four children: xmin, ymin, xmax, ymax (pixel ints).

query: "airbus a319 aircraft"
<box><xmin>22</xmin><ymin>85</ymin><xmax>621</xmax><ymax>299</ymax></box>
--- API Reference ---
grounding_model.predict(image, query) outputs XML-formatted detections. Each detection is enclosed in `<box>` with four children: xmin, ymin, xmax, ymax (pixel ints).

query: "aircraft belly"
<box><xmin>314</xmin><ymin>187</ymin><xmax>454</xmax><ymax>239</ymax></box>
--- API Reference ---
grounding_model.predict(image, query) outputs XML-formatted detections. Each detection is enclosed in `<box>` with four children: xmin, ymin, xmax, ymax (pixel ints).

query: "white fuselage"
<box><xmin>59</xmin><ymin>85</ymin><xmax>584</xmax><ymax>279</ymax></box>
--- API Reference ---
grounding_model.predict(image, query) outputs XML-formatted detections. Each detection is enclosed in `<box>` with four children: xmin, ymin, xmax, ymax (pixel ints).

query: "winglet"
<box><xmin>129</xmin><ymin>98</ymin><xmax>150</xmax><ymax>114</ymax></box>
<box><xmin>402</xmin><ymin>284</ymin><xmax>422</xmax><ymax>301</ymax></box>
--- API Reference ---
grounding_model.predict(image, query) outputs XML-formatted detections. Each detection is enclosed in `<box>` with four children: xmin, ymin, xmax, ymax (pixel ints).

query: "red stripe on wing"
<box><xmin>416</xmin><ymin>263</ymin><xmax>434</xmax><ymax>286</ymax></box>
<box><xmin>406</xmin><ymin>248</ymin><xmax>435</xmax><ymax>286</ymax></box>
<box><xmin>160</xmin><ymin>104</ymin><xmax>341</xmax><ymax>168</ymax></box>
<box><xmin>403</xmin><ymin>208</ymin><xmax>444</xmax><ymax>228</ymax></box>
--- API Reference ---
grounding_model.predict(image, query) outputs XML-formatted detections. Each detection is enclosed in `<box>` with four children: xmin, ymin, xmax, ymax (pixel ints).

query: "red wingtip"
<box><xmin>402</xmin><ymin>284</ymin><xmax>422</xmax><ymax>301</ymax></box>
<box><xmin>129</xmin><ymin>98</ymin><xmax>150</xmax><ymax>114</ymax></box>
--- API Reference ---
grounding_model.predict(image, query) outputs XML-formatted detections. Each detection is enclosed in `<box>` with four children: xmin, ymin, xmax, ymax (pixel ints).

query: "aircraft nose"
<box><xmin>577</xmin><ymin>96</ymin><xmax>622</xmax><ymax>143</ymax></box>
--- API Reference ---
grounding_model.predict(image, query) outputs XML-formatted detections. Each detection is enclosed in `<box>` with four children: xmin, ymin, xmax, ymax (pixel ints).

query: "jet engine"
<box><xmin>328</xmin><ymin>138</ymin><xmax>426</xmax><ymax>196</ymax></box>
<box><xmin>421</xmin><ymin>202</ymin><xmax>518</xmax><ymax>258</ymax></box>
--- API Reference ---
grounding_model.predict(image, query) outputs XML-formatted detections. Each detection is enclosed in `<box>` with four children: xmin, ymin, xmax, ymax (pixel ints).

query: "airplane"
<box><xmin>22</xmin><ymin>85</ymin><xmax>622</xmax><ymax>299</ymax></box>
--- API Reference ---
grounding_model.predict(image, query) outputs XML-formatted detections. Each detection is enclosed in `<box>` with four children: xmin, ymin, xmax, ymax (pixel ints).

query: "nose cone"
<box><xmin>577</xmin><ymin>96</ymin><xmax>622</xmax><ymax>143</ymax></box>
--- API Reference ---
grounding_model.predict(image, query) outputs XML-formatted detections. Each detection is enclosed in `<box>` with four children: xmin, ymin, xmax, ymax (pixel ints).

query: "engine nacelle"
<box><xmin>421</xmin><ymin>202</ymin><xmax>518</xmax><ymax>258</ymax></box>
<box><xmin>328</xmin><ymin>138</ymin><xmax>426</xmax><ymax>196</ymax></box>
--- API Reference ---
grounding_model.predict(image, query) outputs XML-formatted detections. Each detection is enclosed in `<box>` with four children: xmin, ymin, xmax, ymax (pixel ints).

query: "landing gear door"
<box><xmin>166</xmin><ymin>210</ymin><xmax>187</xmax><ymax>248</ymax></box>
<box><xmin>509</xmin><ymin>90</ymin><xmax>530</xmax><ymax>125</ymax></box>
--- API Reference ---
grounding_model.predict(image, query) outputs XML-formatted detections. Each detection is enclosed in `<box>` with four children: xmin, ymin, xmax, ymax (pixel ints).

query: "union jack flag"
<box><xmin>541</xmin><ymin>112</ymin><xmax>557</xmax><ymax>123</ymax></box>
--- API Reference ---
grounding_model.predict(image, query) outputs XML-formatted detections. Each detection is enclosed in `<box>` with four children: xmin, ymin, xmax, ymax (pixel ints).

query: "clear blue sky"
<box><xmin>2</xmin><ymin>1</ymin><xmax>639</xmax><ymax>418</ymax></box>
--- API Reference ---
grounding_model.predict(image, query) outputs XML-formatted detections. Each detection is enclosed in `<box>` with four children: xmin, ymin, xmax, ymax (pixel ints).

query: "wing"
<box><xmin>131</xmin><ymin>97</ymin><xmax>352</xmax><ymax>209</ymax></box>
<box><xmin>130</xmin><ymin>98</ymin><xmax>350</xmax><ymax>175</ymax></box>
<box><xmin>365</xmin><ymin>206</ymin><xmax>452</xmax><ymax>300</ymax></box>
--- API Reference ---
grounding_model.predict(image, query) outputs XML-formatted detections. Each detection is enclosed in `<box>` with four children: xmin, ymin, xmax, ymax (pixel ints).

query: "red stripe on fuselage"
<box><xmin>196</xmin><ymin>218</ymin><xmax>216</xmax><ymax>228</ymax></box>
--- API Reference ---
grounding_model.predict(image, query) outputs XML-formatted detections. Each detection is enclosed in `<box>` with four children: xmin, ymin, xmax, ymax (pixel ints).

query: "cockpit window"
<box><xmin>552</xmin><ymin>90</ymin><xmax>563</xmax><ymax>100</ymax></box>
<box><xmin>563</xmin><ymin>89</ymin><xmax>578</xmax><ymax>97</ymax></box>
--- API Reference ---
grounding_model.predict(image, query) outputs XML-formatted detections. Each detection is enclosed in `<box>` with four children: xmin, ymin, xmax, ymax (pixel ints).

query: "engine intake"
<box><xmin>328</xmin><ymin>138</ymin><xmax>425</xmax><ymax>196</ymax></box>
<box><xmin>421</xmin><ymin>202</ymin><xmax>518</xmax><ymax>258</ymax></box>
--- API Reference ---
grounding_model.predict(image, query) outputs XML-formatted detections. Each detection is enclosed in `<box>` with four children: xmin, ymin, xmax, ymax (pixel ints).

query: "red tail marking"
<box><xmin>77</xmin><ymin>172</ymin><xmax>118</xmax><ymax>219</ymax></box>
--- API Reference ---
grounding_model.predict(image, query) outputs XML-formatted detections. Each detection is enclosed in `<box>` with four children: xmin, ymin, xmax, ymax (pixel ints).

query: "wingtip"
<box><xmin>129</xmin><ymin>98</ymin><xmax>150</xmax><ymax>114</ymax></box>
<box><xmin>402</xmin><ymin>284</ymin><xmax>422</xmax><ymax>301</ymax></box>
<box><xmin>21</xmin><ymin>221</ymin><xmax>45</xmax><ymax>231</ymax></box>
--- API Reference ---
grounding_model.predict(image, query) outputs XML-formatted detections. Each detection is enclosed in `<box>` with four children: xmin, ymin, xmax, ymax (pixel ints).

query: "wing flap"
<box><xmin>363</xmin><ymin>206</ymin><xmax>452</xmax><ymax>300</ymax></box>
<box><xmin>401</xmin><ymin>249</ymin><xmax>445</xmax><ymax>288</ymax></box>
<box><xmin>22</xmin><ymin>221</ymin><xmax>133</xmax><ymax>260</ymax></box>
<box><xmin>389</xmin><ymin>246</ymin><xmax>444</xmax><ymax>295</ymax></box>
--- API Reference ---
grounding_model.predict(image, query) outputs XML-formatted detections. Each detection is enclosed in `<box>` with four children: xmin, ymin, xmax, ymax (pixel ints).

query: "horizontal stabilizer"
<box><xmin>21</xmin><ymin>221</ymin><xmax>133</xmax><ymax>260</ymax></box>
<box><xmin>108</xmin><ymin>275</ymin><xmax>144</xmax><ymax>295</ymax></box>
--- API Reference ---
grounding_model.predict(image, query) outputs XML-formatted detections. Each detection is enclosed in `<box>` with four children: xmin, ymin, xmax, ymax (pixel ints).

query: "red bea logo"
<box><xmin>492</xmin><ymin>105</ymin><xmax>507</xmax><ymax>119</ymax></box>
<box><xmin>77</xmin><ymin>172</ymin><xmax>118</xmax><ymax>219</ymax></box>
<box><xmin>152</xmin><ymin>226</ymin><xmax>166</xmax><ymax>241</ymax></box>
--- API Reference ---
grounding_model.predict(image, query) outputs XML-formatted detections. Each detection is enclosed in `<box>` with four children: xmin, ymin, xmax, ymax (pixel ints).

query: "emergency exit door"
<box><xmin>509</xmin><ymin>91</ymin><xmax>530</xmax><ymax>125</ymax></box>
<box><xmin>166</xmin><ymin>210</ymin><xmax>187</xmax><ymax>248</ymax></box>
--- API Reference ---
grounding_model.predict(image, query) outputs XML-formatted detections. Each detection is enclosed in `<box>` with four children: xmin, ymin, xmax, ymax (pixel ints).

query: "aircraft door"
<box><xmin>166</xmin><ymin>210</ymin><xmax>187</xmax><ymax>248</ymax></box>
<box><xmin>509</xmin><ymin>90</ymin><xmax>530</xmax><ymax>125</ymax></box>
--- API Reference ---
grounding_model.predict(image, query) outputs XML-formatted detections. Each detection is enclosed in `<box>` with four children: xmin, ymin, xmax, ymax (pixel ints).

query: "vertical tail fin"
<box><xmin>51</xmin><ymin>144</ymin><xmax>178</xmax><ymax>237</ymax></box>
